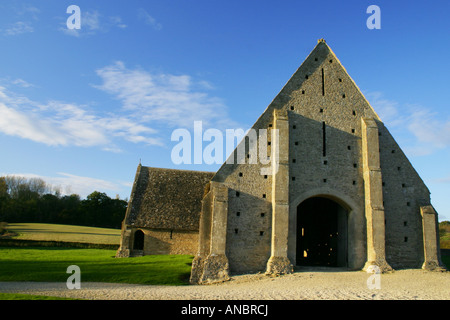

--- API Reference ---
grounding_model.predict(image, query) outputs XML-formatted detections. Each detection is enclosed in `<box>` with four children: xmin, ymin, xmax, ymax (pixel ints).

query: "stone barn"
<box><xmin>116</xmin><ymin>165</ymin><xmax>214</xmax><ymax>257</ymax></box>
<box><xmin>117</xmin><ymin>39</ymin><xmax>445</xmax><ymax>284</ymax></box>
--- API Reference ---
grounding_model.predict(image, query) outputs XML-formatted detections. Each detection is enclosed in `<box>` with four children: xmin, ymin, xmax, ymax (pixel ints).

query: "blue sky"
<box><xmin>0</xmin><ymin>1</ymin><xmax>449</xmax><ymax>221</ymax></box>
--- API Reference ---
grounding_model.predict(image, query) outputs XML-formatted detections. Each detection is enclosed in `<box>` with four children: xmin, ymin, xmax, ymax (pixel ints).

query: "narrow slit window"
<box><xmin>321</xmin><ymin>68</ymin><xmax>325</xmax><ymax>96</ymax></box>
<box><xmin>322</xmin><ymin>121</ymin><xmax>326</xmax><ymax>157</ymax></box>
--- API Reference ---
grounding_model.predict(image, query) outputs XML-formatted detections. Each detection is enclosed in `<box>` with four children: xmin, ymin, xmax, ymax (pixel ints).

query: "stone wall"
<box><xmin>143</xmin><ymin>229</ymin><xmax>198</xmax><ymax>255</ymax></box>
<box><xmin>209</xmin><ymin>40</ymin><xmax>435</xmax><ymax>274</ymax></box>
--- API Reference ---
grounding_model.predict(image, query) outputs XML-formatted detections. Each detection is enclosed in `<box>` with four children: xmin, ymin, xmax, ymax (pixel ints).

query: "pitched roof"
<box><xmin>125</xmin><ymin>165</ymin><xmax>214</xmax><ymax>231</ymax></box>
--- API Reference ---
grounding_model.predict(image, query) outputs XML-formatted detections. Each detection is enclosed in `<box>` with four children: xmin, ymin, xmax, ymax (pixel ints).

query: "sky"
<box><xmin>0</xmin><ymin>1</ymin><xmax>449</xmax><ymax>221</ymax></box>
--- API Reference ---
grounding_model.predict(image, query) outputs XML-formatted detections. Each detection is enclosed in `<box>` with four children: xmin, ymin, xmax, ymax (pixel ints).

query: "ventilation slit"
<box><xmin>321</xmin><ymin>68</ymin><xmax>325</xmax><ymax>96</ymax></box>
<box><xmin>322</xmin><ymin>121</ymin><xmax>326</xmax><ymax>157</ymax></box>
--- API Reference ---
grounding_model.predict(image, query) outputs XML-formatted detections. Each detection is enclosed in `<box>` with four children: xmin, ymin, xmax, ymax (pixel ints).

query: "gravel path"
<box><xmin>1</xmin><ymin>269</ymin><xmax>448</xmax><ymax>300</ymax></box>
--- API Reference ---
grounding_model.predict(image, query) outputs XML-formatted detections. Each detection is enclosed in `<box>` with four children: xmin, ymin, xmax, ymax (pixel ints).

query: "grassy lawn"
<box><xmin>4</xmin><ymin>223</ymin><xmax>120</xmax><ymax>245</ymax></box>
<box><xmin>0</xmin><ymin>293</ymin><xmax>75</xmax><ymax>300</ymax></box>
<box><xmin>0</xmin><ymin>247</ymin><xmax>193</xmax><ymax>285</ymax></box>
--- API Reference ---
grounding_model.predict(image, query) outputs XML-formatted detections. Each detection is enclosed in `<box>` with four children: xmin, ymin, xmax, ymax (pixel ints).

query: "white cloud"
<box><xmin>0</xmin><ymin>63</ymin><xmax>237</xmax><ymax>151</ymax></box>
<box><xmin>12</xmin><ymin>78</ymin><xmax>34</xmax><ymax>88</ymax></box>
<box><xmin>109</xmin><ymin>16</ymin><xmax>127</xmax><ymax>29</ymax></box>
<box><xmin>0</xmin><ymin>86</ymin><xmax>160</xmax><ymax>150</ymax></box>
<box><xmin>16</xmin><ymin>5</ymin><xmax>40</xmax><ymax>20</ymax></box>
<box><xmin>366</xmin><ymin>91</ymin><xmax>450</xmax><ymax>156</ymax></box>
<box><xmin>61</xmin><ymin>11</ymin><xmax>126</xmax><ymax>37</ymax></box>
<box><xmin>137</xmin><ymin>8</ymin><xmax>162</xmax><ymax>30</ymax></box>
<box><xmin>94</xmin><ymin>61</ymin><xmax>237</xmax><ymax>129</ymax></box>
<box><xmin>3</xmin><ymin>21</ymin><xmax>33</xmax><ymax>36</ymax></box>
<box><xmin>83</xmin><ymin>10</ymin><xmax>100</xmax><ymax>31</ymax></box>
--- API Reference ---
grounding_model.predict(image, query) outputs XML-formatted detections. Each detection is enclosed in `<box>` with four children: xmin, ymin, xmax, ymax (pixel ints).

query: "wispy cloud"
<box><xmin>0</xmin><ymin>63</ymin><xmax>237</xmax><ymax>151</ymax></box>
<box><xmin>137</xmin><ymin>8</ymin><xmax>162</xmax><ymax>30</ymax></box>
<box><xmin>366</xmin><ymin>91</ymin><xmax>450</xmax><ymax>156</ymax></box>
<box><xmin>3</xmin><ymin>21</ymin><xmax>33</xmax><ymax>36</ymax></box>
<box><xmin>1</xmin><ymin>5</ymin><xmax>40</xmax><ymax>36</ymax></box>
<box><xmin>0</xmin><ymin>85</ymin><xmax>160</xmax><ymax>151</ymax></box>
<box><xmin>432</xmin><ymin>176</ymin><xmax>450</xmax><ymax>184</ymax></box>
<box><xmin>109</xmin><ymin>16</ymin><xmax>127</xmax><ymax>29</ymax></box>
<box><xmin>17</xmin><ymin>5</ymin><xmax>40</xmax><ymax>21</ymax></box>
<box><xmin>94</xmin><ymin>61</ymin><xmax>237</xmax><ymax>129</ymax></box>
<box><xmin>12</xmin><ymin>78</ymin><xmax>35</xmax><ymax>88</ymax></box>
<box><xmin>61</xmin><ymin>10</ymin><xmax>126</xmax><ymax>37</ymax></box>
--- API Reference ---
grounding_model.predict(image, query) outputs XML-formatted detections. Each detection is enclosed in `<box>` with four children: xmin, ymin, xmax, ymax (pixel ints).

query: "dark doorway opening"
<box><xmin>296</xmin><ymin>197</ymin><xmax>348</xmax><ymax>267</ymax></box>
<box><xmin>133</xmin><ymin>230</ymin><xmax>145</xmax><ymax>250</ymax></box>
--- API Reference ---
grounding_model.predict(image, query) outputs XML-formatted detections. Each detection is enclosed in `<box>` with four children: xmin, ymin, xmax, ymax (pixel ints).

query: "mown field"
<box><xmin>2</xmin><ymin>223</ymin><xmax>121</xmax><ymax>245</ymax></box>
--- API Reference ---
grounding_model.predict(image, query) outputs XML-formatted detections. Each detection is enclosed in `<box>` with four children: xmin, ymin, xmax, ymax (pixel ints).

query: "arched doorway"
<box><xmin>133</xmin><ymin>230</ymin><xmax>145</xmax><ymax>251</ymax></box>
<box><xmin>296</xmin><ymin>197</ymin><xmax>348</xmax><ymax>267</ymax></box>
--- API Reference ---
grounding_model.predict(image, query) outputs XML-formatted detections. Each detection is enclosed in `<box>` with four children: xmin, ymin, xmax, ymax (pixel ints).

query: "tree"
<box><xmin>0</xmin><ymin>177</ymin><xmax>7</xmax><ymax>198</ymax></box>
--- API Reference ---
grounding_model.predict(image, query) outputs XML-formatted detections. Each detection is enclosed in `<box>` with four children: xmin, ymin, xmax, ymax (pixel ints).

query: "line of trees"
<box><xmin>0</xmin><ymin>176</ymin><xmax>127</xmax><ymax>229</ymax></box>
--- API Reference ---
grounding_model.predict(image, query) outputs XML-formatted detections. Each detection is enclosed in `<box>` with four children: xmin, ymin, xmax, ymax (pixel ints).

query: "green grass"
<box><xmin>5</xmin><ymin>223</ymin><xmax>120</xmax><ymax>245</ymax></box>
<box><xmin>439</xmin><ymin>221</ymin><xmax>450</xmax><ymax>249</ymax></box>
<box><xmin>0</xmin><ymin>293</ymin><xmax>75</xmax><ymax>300</ymax></box>
<box><xmin>0</xmin><ymin>247</ymin><xmax>193</xmax><ymax>285</ymax></box>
